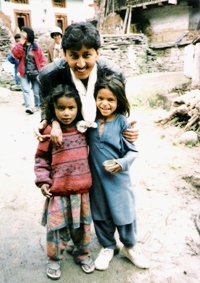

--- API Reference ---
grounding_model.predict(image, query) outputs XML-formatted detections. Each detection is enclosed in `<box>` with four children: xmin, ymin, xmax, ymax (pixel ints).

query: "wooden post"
<box><xmin>99</xmin><ymin>0</ymin><xmax>107</xmax><ymax>34</ymax></box>
<box><xmin>122</xmin><ymin>6</ymin><xmax>129</xmax><ymax>34</ymax></box>
<box><xmin>192</xmin><ymin>43</ymin><xmax>200</xmax><ymax>88</ymax></box>
<box><xmin>127</xmin><ymin>6</ymin><xmax>132</xmax><ymax>34</ymax></box>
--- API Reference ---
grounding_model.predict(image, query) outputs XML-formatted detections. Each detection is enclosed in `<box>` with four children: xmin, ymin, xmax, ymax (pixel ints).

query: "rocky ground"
<box><xmin>0</xmin><ymin>72</ymin><xmax>200</xmax><ymax>283</ymax></box>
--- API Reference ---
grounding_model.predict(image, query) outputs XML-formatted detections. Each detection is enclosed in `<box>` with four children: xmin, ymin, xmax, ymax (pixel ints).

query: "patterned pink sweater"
<box><xmin>34</xmin><ymin>125</ymin><xmax>92</xmax><ymax>196</ymax></box>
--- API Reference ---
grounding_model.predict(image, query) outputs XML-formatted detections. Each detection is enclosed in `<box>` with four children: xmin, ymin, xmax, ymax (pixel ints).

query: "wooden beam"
<box><xmin>122</xmin><ymin>6</ymin><xmax>129</xmax><ymax>34</ymax></box>
<box><xmin>115</xmin><ymin>0</ymin><xmax>169</xmax><ymax>11</ymax></box>
<box><xmin>127</xmin><ymin>6</ymin><xmax>132</xmax><ymax>34</ymax></box>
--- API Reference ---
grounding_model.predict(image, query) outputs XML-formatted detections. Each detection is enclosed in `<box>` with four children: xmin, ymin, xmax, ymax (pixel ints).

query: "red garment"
<box><xmin>34</xmin><ymin>125</ymin><xmax>92</xmax><ymax>196</ymax></box>
<box><xmin>11</xmin><ymin>42</ymin><xmax>46</xmax><ymax>78</ymax></box>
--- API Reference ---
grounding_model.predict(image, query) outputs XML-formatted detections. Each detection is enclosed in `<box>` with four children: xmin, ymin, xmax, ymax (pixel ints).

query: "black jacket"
<box><xmin>38</xmin><ymin>56</ymin><xmax>125</xmax><ymax>99</ymax></box>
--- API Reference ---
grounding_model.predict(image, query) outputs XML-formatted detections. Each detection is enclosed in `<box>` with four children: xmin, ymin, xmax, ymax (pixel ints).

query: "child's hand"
<box><xmin>105</xmin><ymin>163</ymin><xmax>122</xmax><ymax>174</ymax></box>
<box><xmin>50</xmin><ymin>121</ymin><xmax>63</xmax><ymax>148</ymax></box>
<box><xmin>19</xmin><ymin>37</ymin><xmax>26</xmax><ymax>45</ymax></box>
<box><xmin>34</xmin><ymin>120</ymin><xmax>50</xmax><ymax>142</ymax></box>
<box><xmin>122</xmin><ymin>121</ymin><xmax>139</xmax><ymax>142</ymax></box>
<box><xmin>41</xmin><ymin>184</ymin><xmax>52</xmax><ymax>198</ymax></box>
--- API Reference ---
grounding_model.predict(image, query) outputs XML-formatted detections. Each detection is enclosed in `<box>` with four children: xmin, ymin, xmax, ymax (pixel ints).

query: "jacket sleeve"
<box><xmin>97</xmin><ymin>57</ymin><xmax>126</xmax><ymax>84</ymax></box>
<box><xmin>34</xmin><ymin>135</ymin><xmax>52</xmax><ymax>188</ymax></box>
<box><xmin>11</xmin><ymin>42</ymin><xmax>24</xmax><ymax>60</ymax></box>
<box><xmin>38</xmin><ymin>58</ymin><xmax>71</xmax><ymax>100</ymax></box>
<box><xmin>116</xmin><ymin>138</ymin><xmax>138</xmax><ymax>171</ymax></box>
<box><xmin>47</xmin><ymin>49</ymin><xmax>51</xmax><ymax>64</ymax></box>
<box><xmin>37</xmin><ymin>45</ymin><xmax>47</xmax><ymax>69</ymax></box>
<box><xmin>115</xmin><ymin>117</ymin><xmax>138</xmax><ymax>171</ymax></box>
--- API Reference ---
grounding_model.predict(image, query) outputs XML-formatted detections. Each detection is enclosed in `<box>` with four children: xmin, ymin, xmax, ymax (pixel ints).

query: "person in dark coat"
<box><xmin>35</xmin><ymin>21</ymin><xmax>139</xmax><ymax>144</ymax></box>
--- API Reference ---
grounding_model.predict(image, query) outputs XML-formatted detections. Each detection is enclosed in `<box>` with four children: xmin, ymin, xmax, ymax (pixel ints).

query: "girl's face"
<box><xmin>64</xmin><ymin>45</ymin><xmax>100</xmax><ymax>80</ymax></box>
<box><xmin>96</xmin><ymin>88</ymin><xmax>118</xmax><ymax>120</ymax></box>
<box><xmin>54</xmin><ymin>96</ymin><xmax>78</xmax><ymax>127</ymax></box>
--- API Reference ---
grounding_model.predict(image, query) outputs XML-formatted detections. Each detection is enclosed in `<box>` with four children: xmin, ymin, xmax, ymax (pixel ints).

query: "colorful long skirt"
<box><xmin>41</xmin><ymin>192</ymin><xmax>92</xmax><ymax>262</ymax></box>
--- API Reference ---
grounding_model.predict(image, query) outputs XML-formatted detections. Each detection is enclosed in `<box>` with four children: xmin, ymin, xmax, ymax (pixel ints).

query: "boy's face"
<box><xmin>53</xmin><ymin>33</ymin><xmax>61</xmax><ymax>45</ymax></box>
<box><xmin>64</xmin><ymin>45</ymin><xmax>100</xmax><ymax>80</ymax></box>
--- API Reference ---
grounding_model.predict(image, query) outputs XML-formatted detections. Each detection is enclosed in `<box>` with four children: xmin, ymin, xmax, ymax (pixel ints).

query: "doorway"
<box><xmin>14</xmin><ymin>10</ymin><xmax>31</xmax><ymax>30</ymax></box>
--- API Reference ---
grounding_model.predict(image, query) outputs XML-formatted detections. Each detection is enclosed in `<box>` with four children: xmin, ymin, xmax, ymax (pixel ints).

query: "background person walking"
<box><xmin>7</xmin><ymin>33</ymin><xmax>21</xmax><ymax>87</ymax></box>
<box><xmin>12</xmin><ymin>26</ymin><xmax>46</xmax><ymax>114</ymax></box>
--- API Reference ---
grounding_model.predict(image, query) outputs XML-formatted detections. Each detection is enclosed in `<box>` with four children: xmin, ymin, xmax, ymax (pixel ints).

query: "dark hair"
<box><xmin>20</xmin><ymin>26</ymin><xmax>35</xmax><ymax>43</ymax></box>
<box><xmin>41</xmin><ymin>84</ymin><xmax>83</xmax><ymax>124</ymax></box>
<box><xmin>51</xmin><ymin>32</ymin><xmax>62</xmax><ymax>38</ymax></box>
<box><xmin>94</xmin><ymin>75</ymin><xmax>130</xmax><ymax>117</ymax></box>
<box><xmin>14</xmin><ymin>33</ymin><xmax>21</xmax><ymax>40</ymax></box>
<box><xmin>62</xmin><ymin>21</ymin><xmax>101</xmax><ymax>53</ymax></box>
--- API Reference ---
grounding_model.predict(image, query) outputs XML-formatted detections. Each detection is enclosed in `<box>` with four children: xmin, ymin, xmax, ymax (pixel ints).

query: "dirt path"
<box><xmin>0</xmin><ymin>74</ymin><xmax>200</xmax><ymax>283</ymax></box>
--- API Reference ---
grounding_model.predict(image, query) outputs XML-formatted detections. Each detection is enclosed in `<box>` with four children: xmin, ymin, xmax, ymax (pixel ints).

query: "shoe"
<box><xmin>25</xmin><ymin>107</ymin><xmax>34</xmax><ymax>114</ymax></box>
<box><xmin>94</xmin><ymin>248</ymin><xmax>114</xmax><ymax>270</ymax></box>
<box><xmin>121</xmin><ymin>245</ymin><xmax>150</xmax><ymax>269</ymax></box>
<box><xmin>10</xmin><ymin>84</ymin><xmax>21</xmax><ymax>91</ymax></box>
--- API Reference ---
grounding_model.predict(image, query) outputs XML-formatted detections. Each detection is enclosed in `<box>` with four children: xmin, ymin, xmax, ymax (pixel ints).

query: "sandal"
<box><xmin>80</xmin><ymin>256</ymin><xmax>95</xmax><ymax>274</ymax></box>
<box><xmin>46</xmin><ymin>260</ymin><xmax>61</xmax><ymax>280</ymax></box>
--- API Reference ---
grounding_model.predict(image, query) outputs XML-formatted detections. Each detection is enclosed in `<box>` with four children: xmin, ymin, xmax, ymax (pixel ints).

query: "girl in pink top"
<box><xmin>34</xmin><ymin>84</ymin><xmax>95</xmax><ymax>279</ymax></box>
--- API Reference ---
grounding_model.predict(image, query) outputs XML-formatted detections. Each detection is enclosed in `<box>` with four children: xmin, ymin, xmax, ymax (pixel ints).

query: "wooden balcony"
<box><xmin>113</xmin><ymin>0</ymin><xmax>172</xmax><ymax>11</ymax></box>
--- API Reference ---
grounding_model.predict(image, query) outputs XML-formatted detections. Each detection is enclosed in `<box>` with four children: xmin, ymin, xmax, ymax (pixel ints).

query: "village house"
<box><xmin>96</xmin><ymin>0</ymin><xmax>199</xmax><ymax>42</ymax></box>
<box><xmin>0</xmin><ymin>0</ymin><xmax>95</xmax><ymax>34</ymax></box>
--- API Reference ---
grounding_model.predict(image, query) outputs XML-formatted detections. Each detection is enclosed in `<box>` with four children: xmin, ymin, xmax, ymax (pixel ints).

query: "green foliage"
<box><xmin>130</xmin><ymin>93</ymin><xmax>165</xmax><ymax>109</ymax></box>
<box><xmin>185</xmin><ymin>140</ymin><xmax>198</xmax><ymax>147</ymax></box>
<box><xmin>0</xmin><ymin>81</ymin><xmax>7</xmax><ymax>88</ymax></box>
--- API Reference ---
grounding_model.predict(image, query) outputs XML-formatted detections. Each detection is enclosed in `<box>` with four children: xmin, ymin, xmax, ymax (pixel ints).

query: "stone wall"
<box><xmin>101</xmin><ymin>34</ymin><xmax>186</xmax><ymax>77</ymax></box>
<box><xmin>101</xmin><ymin>34</ymin><xmax>148</xmax><ymax>77</ymax></box>
<box><xmin>0</xmin><ymin>14</ymin><xmax>14</xmax><ymax>57</ymax></box>
<box><xmin>147</xmin><ymin>44</ymin><xmax>185</xmax><ymax>73</ymax></box>
<box><xmin>0</xmin><ymin>30</ymin><xmax>188</xmax><ymax>86</ymax></box>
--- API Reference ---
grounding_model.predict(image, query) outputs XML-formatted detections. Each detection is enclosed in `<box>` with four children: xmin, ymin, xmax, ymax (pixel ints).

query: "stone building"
<box><xmin>92</xmin><ymin>0</ymin><xmax>200</xmax><ymax>80</ymax></box>
<box><xmin>95</xmin><ymin>0</ymin><xmax>199</xmax><ymax>43</ymax></box>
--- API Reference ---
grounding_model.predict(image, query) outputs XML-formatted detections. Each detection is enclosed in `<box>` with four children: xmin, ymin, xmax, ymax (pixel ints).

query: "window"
<box><xmin>52</xmin><ymin>0</ymin><xmax>66</xmax><ymax>8</ymax></box>
<box><xmin>11</xmin><ymin>0</ymin><xmax>29</xmax><ymax>3</ymax></box>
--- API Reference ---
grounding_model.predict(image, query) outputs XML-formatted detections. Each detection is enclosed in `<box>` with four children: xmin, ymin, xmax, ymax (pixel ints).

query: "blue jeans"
<box><xmin>20</xmin><ymin>74</ymin><xmax>40</xmax><ymax>108</ymax></box>
<box><xmin>7</xmin><ymin>54</ymin><xmax>20</xmax><ymax>84</ymax></box>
